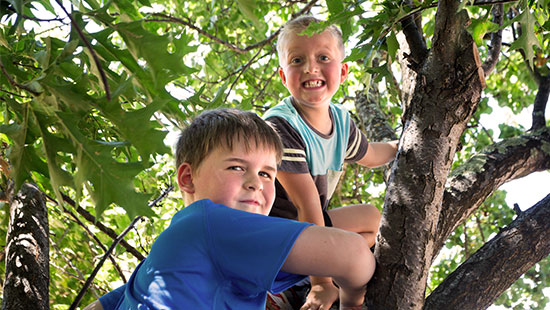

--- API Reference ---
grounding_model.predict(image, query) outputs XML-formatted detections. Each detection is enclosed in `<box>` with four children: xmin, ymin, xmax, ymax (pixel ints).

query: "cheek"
<box><xmin>264</xmin><ymin>183</ymin><xmax>276</xmax><ymax>202</ymax></box>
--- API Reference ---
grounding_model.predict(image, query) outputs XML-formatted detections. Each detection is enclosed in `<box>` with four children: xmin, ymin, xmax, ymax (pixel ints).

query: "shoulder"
<box><xmin>329</xmin><ymin>102</ymin><xmax>352</xmax><ymax>123</ymax></box>
<box><xmin>263</xmin><ymin>97</ymin><xmax>299</xmax><ymax>120</ymax></box>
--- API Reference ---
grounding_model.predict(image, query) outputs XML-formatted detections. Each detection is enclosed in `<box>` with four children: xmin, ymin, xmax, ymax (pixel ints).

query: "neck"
<box><xmin>292</xmin><ymin>99</ymin><xmax>333</xmax><ymax>135</ymax></box>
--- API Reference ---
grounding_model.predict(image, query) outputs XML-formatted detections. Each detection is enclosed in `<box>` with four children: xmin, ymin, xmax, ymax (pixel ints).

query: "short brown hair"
<box><xmin>175</xmin><ymin>108</ymin><xmax>283</xmax><ymax>170</ymax></box>
<box><xmin>276</xmin><ymin>16</ymin><xmax>345</xmax><ymax>66</ymax></box>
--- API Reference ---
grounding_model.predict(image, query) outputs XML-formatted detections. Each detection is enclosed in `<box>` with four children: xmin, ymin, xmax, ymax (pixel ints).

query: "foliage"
<box><xmin>0</xmin><ymin>0</ymin><xmax>548</xmax><ymax>308</ymax></box>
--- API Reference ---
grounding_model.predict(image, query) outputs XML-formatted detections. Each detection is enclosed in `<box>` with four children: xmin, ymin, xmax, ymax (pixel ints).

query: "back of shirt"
<box><xmin>99</xmin><ymin>199</ymin><xmax>311</xmax><ymax>310</ymax></box>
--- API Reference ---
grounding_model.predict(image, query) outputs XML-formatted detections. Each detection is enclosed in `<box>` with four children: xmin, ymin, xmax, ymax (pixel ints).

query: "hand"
<box><xmin>300</xmin><ymin>282</ymin><xmax>339</xmax><ymax>310</ymax></box>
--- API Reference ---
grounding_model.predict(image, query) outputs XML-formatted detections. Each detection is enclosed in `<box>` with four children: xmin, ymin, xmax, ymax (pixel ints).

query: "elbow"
<box><xmin>336</xmin><ymin>235</ymin><xmax>376</xmax><ymax>288</ymax></box>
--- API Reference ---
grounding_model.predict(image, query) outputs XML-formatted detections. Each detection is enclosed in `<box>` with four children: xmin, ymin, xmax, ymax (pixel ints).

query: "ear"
<box><xmin>340</xmin><ymin>62</ymin><xmax>349</xmax><ymax>83</ymax></box>
<box><xmin>177</xmin><ymin>162</ymin><xmax>195</xmax><ymax>194</ymax></box>
<box><xmin>278</xmin><ymin>67</ymin><xmax>288</xmax><ymax>86</ymax></box>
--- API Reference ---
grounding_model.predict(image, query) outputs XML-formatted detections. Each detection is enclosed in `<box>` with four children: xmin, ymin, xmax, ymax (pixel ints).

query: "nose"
<box><xmin>304</xmin><ymin>58</ymin><xmax>318</xmax><ymax>74</ymax></box>
<box><xmin>244</xmin><ymin>174</ymin><xmax>263</xmax><ymax>191</ymax></box>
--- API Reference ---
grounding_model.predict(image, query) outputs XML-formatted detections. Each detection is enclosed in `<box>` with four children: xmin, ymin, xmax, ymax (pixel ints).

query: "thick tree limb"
<box><xmin>435</xmin><ymin>127</ymin><xmax>550</xmax><ymax>255</ymax></box>
<box><xmin>425</xmin><ymin>193</ymin><xmax>550</xmax><ymax>310</ymax></box>
<box><xmin>355</xmin><ymin>85</ymin><xmax>397</xmax><ymax>143</ymax></box>
<box><xmin>481</xmin><ymin>4</ymin><xmax>504</xmax><ymax>76</ymax></box>
<box><xmin>2</xmin><ymin>183</ymin><xmax>49</xmax><ymax>310</ymax></box>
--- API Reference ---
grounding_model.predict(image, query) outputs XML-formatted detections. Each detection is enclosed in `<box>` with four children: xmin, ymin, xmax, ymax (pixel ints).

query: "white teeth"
<box><xmin>304</xmin><ymin>80</ymin><xmax>323</xmax><ymax>88</ymax></box>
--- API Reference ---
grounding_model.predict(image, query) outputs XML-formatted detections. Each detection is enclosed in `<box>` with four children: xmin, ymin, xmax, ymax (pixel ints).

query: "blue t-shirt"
<box><xmin>99</xmin><ymin>199</ymin><xmax>312</xmax><ymax>310</ymax></box>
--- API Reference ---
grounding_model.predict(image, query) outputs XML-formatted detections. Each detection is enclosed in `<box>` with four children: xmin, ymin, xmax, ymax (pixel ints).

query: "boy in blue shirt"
<box><xmin>264</xmin><ymin>16</ymin><xmax>399</xmax><ymax>309</ymax></box>
<box><xmin>84</xmin><ymin>108</ymin><xmax>375</xmax><ymax>310</ymax></box>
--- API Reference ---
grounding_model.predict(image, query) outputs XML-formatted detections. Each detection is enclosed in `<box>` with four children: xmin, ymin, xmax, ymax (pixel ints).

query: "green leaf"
<box><xmin>236</xmin><ymin>0</ymin><xmax>261</xmax><ymax>28</ymax></box>
<box><xmin>467</xmin><ymin>18</ymin><xmax>500</xmax><ymax>46</ymax></box>
<box><xmin>115</xmin><ymin>21</ymin><xmax>198</xmax><ymax>89</ymax></box>
<box><xmin>509</xmin><ymin>8</ymin><xmax>541</xmax><ymax>69</ymax></box>
<box><xmin>326</xmin><ymin>0</ymin><xmax>345</xmax><ymax>15</ymax></box>
<box><xmin>55</xmin><ymin>112</ymin><xmax>154</xmax><ymax>218</ymax></box>
<box><xmin>386</xmin><ymin>31</ymin><xmax>399</xmax><ymax>61</ymax></box>
<box><xmin>99</xmin><ymin>97</ymin><xmax>170</xmax><ymax>160</ymax></box>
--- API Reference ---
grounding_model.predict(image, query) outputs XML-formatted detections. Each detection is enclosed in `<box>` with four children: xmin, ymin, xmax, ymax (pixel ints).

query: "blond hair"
<box><xmin>276</xmin><ymin>16</ymin><xmax>345</xmax><ymax>66</ymax></box>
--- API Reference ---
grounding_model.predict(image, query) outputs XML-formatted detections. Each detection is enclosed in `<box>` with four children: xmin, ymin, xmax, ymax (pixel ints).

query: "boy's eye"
<box><xmin>228</xmin><ymin>166</ymin><xmax>244</xmax><ymax>171</ymax></box>
<box><xmin>290</xmin><ymin>57</ymin><xmax>302</xmax><ymax>64</ymax></box>
<box><xmin>259</xmin><ymin>171</ymin><xmax>273</xmax><ymax>179</ymax></box>
<box><xmin>319</xmin><ymin>55</ymin><xmax>329</xmax><ymax>61</ymax></box>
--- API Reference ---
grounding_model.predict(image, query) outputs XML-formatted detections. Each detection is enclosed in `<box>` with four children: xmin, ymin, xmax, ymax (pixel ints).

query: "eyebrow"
<box><xmin>224</xmin><ymin>157</ymin><xmax>277</xmax><ymax>172</ymax></box>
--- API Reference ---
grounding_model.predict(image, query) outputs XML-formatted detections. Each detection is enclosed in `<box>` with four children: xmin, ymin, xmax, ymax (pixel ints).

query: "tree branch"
<box><xmin>69</xmin><ymin>186</ymin><xmax>173</xmax><ymax>310</ymax></box>
<box><xmin>530</xmin><ymin>75</ymin><xmax>550</xmax><ymax>131</ymax></box>
<box><xmin>435</xmin><ymin>127</ymin><xmax>550</xmax><ymax>255</ymax></box>
<box><xmin>481</xmin><ymin>4</ymin><xmax>504</xmax><ymax>76</ymax></box>
<box><xmin>58</xmin><ymin>193</ymin><xmax>146</xmax><ymax>261</ymax></box>
<box><xmin>148</xmin><ymin>0</ymin><xmax>318</xmax><ymax>54</ymax></box>
<box><xmin>400</xmin><ymin>0</ymin><xmax>428</xmax><ymax>69</ymax></box>
<box><xmin>425</xmin><ymin>193</ymin><xmax>550</xmax><ymax>310</ymax></box>
<box><xmin>56</xmin><ymin>197</ymin><xmax>128</xmax><ymax>282</ymax></box>
<box><xmin>0</xmin><ymin>61</ymin><xmax>41</xmax><ymax>96</ymax></box>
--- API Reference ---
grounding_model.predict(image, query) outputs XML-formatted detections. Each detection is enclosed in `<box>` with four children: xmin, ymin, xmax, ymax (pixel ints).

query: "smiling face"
<box><xmin>178</xmin><ymin>140</ymin><xmax>278</xmax><ymax>216</ymax></box>
<box><xmin>278</xmin><ymin>30</ymin><xmax>348</xmax><ymax>110</ymax></box>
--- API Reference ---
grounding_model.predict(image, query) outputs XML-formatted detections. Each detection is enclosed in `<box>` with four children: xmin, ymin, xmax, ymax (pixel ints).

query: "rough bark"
<box><xmin>355</xmin><ymin>87</ymin><xmax>397</xmax><ymax>142</ymax></box>
<box><xmin>531</xmin><ymin>75</ymin><xmax>550</xmax><ymax>131</ymax></box>
<box><xmin>367</xmin><ymin>1</ymin><xmax>486</xmax><ymax>308</ymax></box>
<box><xmin>481</xmin><ymin>4</ymin><xmax>504</xmax><ymax>76</ymax></box>
<box><xmin>2</xmin><ymin>183</ymin><xmax>49</xmax><ymax>310</ymax></box>
<box><xmin>425</xmin><ymin>194</ymin><xmax>550</xmax><ymax>310</ymax></box>
<box><xmin>435</xmin><ymin>127</ymin><xmax>550</xmax><ymax>254</ymax></box>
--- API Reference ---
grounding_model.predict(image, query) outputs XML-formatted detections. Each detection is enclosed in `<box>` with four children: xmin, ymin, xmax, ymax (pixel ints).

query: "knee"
<box><xmin>363</xmin><ymin>204</ymin><xmax>381</xmax><ymax>224</ymax></box>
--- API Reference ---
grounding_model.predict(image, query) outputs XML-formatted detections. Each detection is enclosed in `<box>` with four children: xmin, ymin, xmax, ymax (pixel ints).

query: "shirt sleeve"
<box><xmin>266</xmin><ymin>116</ymin><xmax>310</xmax><ymax>174</ymax></box>
<box><xmin>345</xmin><ymin>119</ymin><xmax>369</xmax><ymax>162</ymax></box>
<box><xmin>99</xmin><ymin>284</ymin><xmax>125</xmax><ymax>310</ymax></box>
<box><xmin>205</xmin><ymin>204</ymin><xmax>312</xmax><ymax>294</ymax></box>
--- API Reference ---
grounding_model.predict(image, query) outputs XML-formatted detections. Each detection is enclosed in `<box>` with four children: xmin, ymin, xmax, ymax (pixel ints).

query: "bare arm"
<box><xmin>357</xmin><ymin>140</ymin><xmax>398</xmax><ymax>168</ymax></box>
<box><xmin>276</xmin><ymin>170</ymin><xmax>325</xmax><ymax>226</ymax></box>
<box><xmin>276</xmin><ymin>170</ymin><xmax>340</xmax><ymax>306</ymax></box>
<box><xmin>282</xmin><ymin>225</ymin><xmax>375</xmax><ymax>307</ymax></box>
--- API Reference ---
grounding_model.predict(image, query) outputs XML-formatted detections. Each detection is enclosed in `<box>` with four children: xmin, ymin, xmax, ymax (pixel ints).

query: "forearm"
<box><xmin>296</xmin><ymin>202</ymin><xmax>325</xmax><ymax>226</ymax></box>
<box><xmin>338</xmin><ymin>284</ymin><xmax>367</xmax><ymax>309</ymax></box>
<box><xmin>360</xmin><ymin>140</ymin><xmax>398</xmax><ymax>167</ymax></box>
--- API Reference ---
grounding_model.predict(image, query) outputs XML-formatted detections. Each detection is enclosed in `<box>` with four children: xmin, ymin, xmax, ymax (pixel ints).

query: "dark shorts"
<box><xmin>322</xmin><ymin>210</ymin><xmax>333</xmax><ymax>227</ymax></box>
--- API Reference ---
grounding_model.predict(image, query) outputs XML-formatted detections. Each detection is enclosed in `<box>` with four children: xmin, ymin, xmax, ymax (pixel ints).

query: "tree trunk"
<box><xmin>367</xmin><ymin>3</ymin><xmax>486</xmax><ymax>308</ymax></box>
<box><xmin>2</xmin><ymin>183</ymin><xmax>49</xmax><ymax>310</ymax></box>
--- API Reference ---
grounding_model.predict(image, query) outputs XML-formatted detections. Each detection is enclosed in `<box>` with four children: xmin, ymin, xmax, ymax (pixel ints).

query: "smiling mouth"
<box><xmin>241</xmin><ymin>199</ymin><xmax>260</xmax><ymax>206</ymax></box>
<box><xmin>303</xmin><ymin>80</ymin><xmax>324</xmax><ymax>88</ymax></box>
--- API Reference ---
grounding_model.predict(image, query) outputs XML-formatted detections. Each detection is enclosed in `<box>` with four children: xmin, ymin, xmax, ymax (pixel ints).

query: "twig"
<box><xmin>0</xmin><ymin>61</ymin><xmax>41</xmax><ymax>96</ymax></box>
<box><xmin>56</xmin><ymin>198</ymin><xmax>128</xmax><ymax>282</ymax></box>
<box><xmin>53</xmin><ymin>0</ymin><xmax>111</xmax><ymax>100</ymax></box>
<box><xmin>69</xmin><ymin>185</ymin><xmax>173</xmax><ymax>310</ymax></box>
<box><xmin>224</xmin><ymin>47</ymin><xmax>263</xmax><ymax>104</ymax></box>
<box><xmin>146</xmin><ymin>0</ymin><xmax>318</xmax><ymax>54</ymax></box>
<box><xmin>48</xmin><ymin>193</ymin><xmax>146</xmax><ymax>261</ymax></box>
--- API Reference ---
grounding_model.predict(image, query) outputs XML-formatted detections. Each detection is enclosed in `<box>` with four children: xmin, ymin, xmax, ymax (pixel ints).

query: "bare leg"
<box><xmin>327</xmin><ymin>204</ymin><xmax>381</xmax><ymax>247</ymax></box>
